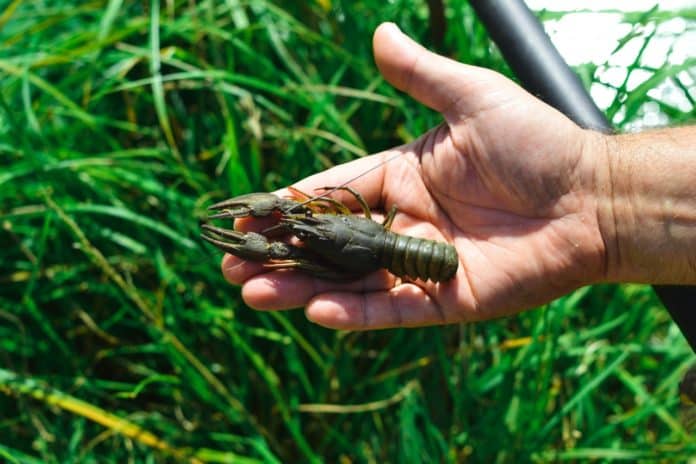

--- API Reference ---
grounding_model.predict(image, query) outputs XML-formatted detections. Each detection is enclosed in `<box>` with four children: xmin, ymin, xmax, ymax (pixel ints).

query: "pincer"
<box><xmin>200</xmin><ymin>224</ymin><xmax>298</xmax><ymax>261</ymax></box>
<box><xmin>207</xmin><ymin>193</ymin><xmax>304</xmax><ymax>220</ymax></box>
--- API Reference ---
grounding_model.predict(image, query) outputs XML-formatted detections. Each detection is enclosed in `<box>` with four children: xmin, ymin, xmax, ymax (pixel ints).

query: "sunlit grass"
<box><xmin>1</xmin><ymin>1</ymin><xmax>694</xmax><ymax>462</ymax></box>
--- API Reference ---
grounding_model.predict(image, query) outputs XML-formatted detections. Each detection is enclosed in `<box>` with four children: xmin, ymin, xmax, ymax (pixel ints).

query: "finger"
<box><xmin>305</xmin><ymin>283</ymin><xmax>461</xmax><ymax>330</ymax></box>
<box><xmin>233</xmin><ymin>215</ymin><xmax>278</xmax><ymax>233</ymax></box>
<box><xmin>241</xmin><ymin>270</ymin><xmax>397</xmax><ymax>310</ymax></box>
<box><xmin>221</xmin><ymin>253</ymin><xmax>267</xmax><ymax>284</ymax></box>
<box><xmin>373</xmin><ymin>22</ymin><xmax>510</xmax><ymax>121</ymax></box>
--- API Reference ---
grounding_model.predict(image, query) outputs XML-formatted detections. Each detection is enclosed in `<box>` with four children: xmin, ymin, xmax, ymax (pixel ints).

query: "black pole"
<box><xmin>469</xmin><ymin>0</ymin><xmax>611</xmax><ymax>131</ymax></box>
<box><xmin>468</xmin><ymin>0</ymin><xmax>696</xmax><ymax>351</ymax></box>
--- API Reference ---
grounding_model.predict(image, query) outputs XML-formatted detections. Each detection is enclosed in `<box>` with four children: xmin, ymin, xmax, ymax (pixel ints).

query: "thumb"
<box><xmin>373</xmin><ymin>22</ymin><xmax>506</xmax><ymax>121</ymax></box>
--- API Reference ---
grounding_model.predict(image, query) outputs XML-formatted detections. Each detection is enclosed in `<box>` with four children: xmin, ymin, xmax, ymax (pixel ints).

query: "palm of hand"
<box><xmin>378</xmin><ymin>92</ymin><xmax>605</xmax><ymax>321</ymax></box>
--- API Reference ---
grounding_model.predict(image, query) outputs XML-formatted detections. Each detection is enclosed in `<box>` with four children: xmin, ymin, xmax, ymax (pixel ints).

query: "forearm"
<box><xmin>596</xmin><ymin>126</ymin><xmax>696</xmax><ymax>284</ymax></box>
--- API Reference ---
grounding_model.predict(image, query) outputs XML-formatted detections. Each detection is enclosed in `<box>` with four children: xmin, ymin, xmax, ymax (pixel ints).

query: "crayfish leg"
<box><xmin>382</xmin><ymin>204</ymin><xmax>398</xmax><ymax>230</ymax></box>
<box><xmin>289</xmin><ymin>185</ymin><xmax>352</xmax><ymax>215</ymax></box>
<box><xmin>264</xmin><ymin>260</ymin><xmax>359</xmax><ymax>281</ymax></box>
<box><xmin>315</xmin><ymin>186</ymin><xmax>371</xmax><ymax>218</ymax></box>
<box><xmin>287</xmin><ymin>185</ymin><xmax>313</xmax><ymax>201</ymax></box>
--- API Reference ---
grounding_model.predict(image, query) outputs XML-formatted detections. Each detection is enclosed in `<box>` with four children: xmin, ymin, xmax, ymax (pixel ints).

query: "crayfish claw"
<box><xmin>201</xmin><ymin>224</ymin><xmax>294</xmax><ymax>262</ymax></box>
<box><xmin>207</xmin><ymin>193</ymin><xmax>303</xmax><ymax>218</ymax></box>
<box><xmin>200</xmin><ymin>222</ymin><xmax>359</xmax><ymax>280</ymax></box>
<box><xmin>200</xmin><ymin>223</ymin><xmax>245</xmax><ymax>241</ymax></box>
<box><xmin>200</xmin><ymin>232</ymin><xmax>240</xmax><ymax>255</ymax></box>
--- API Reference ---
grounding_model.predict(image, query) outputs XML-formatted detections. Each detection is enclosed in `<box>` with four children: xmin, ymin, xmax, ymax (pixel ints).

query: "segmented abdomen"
<box><xmin>378</xmin><ymin>231</ymin><xmax>458</xmax><ymax>282</ymax></box>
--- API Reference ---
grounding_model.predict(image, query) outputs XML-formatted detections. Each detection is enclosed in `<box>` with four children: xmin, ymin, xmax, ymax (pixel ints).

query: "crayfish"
<box><xmin>200</xmin><ymin>186</ymin><xmax>458</xmax><ymax>282</ymax></box>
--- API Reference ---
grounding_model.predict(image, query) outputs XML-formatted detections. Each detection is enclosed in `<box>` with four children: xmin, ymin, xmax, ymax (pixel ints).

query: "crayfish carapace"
<box><xmin>200</xmin><ymin>187</ymin><xmax>458</xmax><ymax>282</ymax></box>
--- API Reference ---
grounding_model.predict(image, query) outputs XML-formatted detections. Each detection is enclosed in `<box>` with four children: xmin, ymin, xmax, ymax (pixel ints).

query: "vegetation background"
<box><xmin>1</xmin><ymin>0</ymin><xmax>695</xmax><ymax>462</ymax></box>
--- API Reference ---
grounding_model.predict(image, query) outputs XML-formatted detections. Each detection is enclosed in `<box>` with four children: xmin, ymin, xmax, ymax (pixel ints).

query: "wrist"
<box><xmin>595</xmin><ymin>127</ymin><xmax>696</xmax><ymax>284</ymax></box>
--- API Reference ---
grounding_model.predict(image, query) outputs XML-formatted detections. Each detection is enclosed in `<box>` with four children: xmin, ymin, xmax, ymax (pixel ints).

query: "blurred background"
<box><xmin>1</xmin><ymin>1</ymin><xmax>695</xmax><ymax>462</ymax></box>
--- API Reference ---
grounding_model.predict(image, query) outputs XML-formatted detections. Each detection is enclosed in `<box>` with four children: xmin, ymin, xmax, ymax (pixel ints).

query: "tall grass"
<box><xmin>1</xmin><ymin>1</ymin><xmax>694</xmax><ymax>462</ymax></box>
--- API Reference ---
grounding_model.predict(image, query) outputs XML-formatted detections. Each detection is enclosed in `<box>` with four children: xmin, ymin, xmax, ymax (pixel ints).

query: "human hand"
<box><xmin>221</xmin><ymin>22</ymin><xmax>609</xmax><ymax>329</ymax></box>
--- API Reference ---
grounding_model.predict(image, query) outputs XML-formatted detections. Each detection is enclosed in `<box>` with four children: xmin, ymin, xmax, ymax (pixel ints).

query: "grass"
<box><xmin>1</xmin><ymin>0</ymin><xmax>695</xmax><ymax>462</ymax></box>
